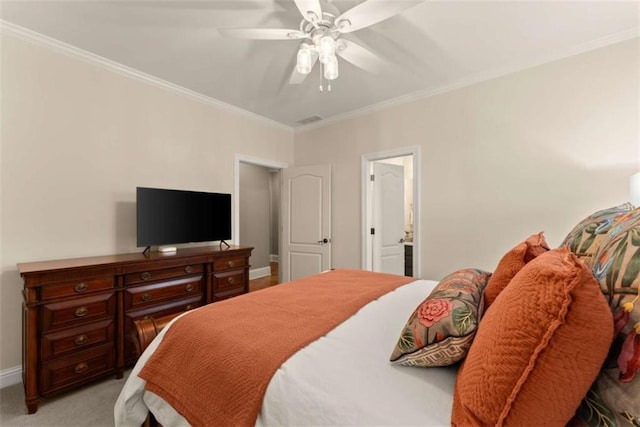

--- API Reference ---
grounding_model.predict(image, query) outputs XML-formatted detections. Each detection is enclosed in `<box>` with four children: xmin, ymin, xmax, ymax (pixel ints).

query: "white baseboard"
<box><xmin>0</xmin><ymin>365</ymin><xmax>22</xmax><ymax>389</ymax></box>
<box><xmin>250</xmin><ymin>266</ymin><xmax>271</xmax><ymax>280</ymax></box>
<box><xmin>270</xmin><ymin>254</ymin><xmax>279</xmax><ymax>263</ymax></box>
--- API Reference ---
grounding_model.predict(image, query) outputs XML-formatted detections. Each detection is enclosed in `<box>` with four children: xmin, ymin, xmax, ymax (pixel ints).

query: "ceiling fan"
<box><xmin>218</xmin><ymin>0</ymin><xmax>425</xmax><ymax>90</ymax></box>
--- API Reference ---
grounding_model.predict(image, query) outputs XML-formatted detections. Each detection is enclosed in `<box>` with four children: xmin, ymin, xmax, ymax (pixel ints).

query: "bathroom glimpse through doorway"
<box><xmin>361</xmin><ymin>147</ymin><xmax>421</xmax><ymax>278</ymax></box>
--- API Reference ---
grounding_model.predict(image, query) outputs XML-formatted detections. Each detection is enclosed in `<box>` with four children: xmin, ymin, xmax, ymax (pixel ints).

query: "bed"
<box><xmin>114</xmin><ymin>272</ymin><xmax>457</xmax><ymax>426</ymax></box>
<box><xmin>115</xmin><ymin>203</ymin><xmax>640</xmax><ymax>426</ymax></box>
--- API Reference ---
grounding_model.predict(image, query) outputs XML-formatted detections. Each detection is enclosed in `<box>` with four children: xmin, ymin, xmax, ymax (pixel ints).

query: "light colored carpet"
<box><xmin>0</xmin><ymin>371</ymin><xmax>130</xmax><ymax>427</ymax></box>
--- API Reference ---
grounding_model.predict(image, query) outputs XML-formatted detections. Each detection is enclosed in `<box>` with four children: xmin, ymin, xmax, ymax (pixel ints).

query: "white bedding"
<box><xmin>114</xmin><ymin>279</ymin><xmax>457</xmax><ymax>426</ymax></box>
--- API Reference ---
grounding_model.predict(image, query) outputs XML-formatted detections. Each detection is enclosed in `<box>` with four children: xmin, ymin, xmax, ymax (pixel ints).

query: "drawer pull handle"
<box><xmin>74</xmin><ymin>363</ymin><xmax>89</xmax><ymax>374</ymax></box>
<box><xmin>184</xmin><ymin>266</ymin><xmax>193</xmax><ymax>274</ymax></box>
<box><xmin>227</xmin><ymin>261</ymin><xmax>234</xmax><ymax>268</ymax></box>
<box><xmin>74</xmin><ymin>335</ymin><xmax>88</xmax><ymax>346</ymax></box>
<box><xmin>141</xmin><ymin>293</ymin><xmax>152</xmax><ymax>302</ymax></box>
<box><xmin>74</xmin><ymin>282</ymin><xmax>88</xmax><ymax>293</ymax></box>
<box><xmin>141</xmin><ymin>272</ymin><xmax>151</xmax><ymax>281</ymax></box>
<box><xmin>185</xmin><ymin>305</ymin><xmax>192</xmax><ymax>311</ymax></box>
<box><xmin>185</xmin><ymin>283</ymin><xmax>194</xmax><ymax>292</ymax></box>
<box><xmin>143</xmin><ymin>316</ymin><xmax>150</xmax><ymax>320</ymax></box>
<box><xmin>227</xmin><ymin>277</ymin><xmax>235</xmax><ymax>285</ymax></box>
<box><xmin>74</xmin><ymin>307</ymin><xmax>88</xmax><ymax>317</ymax></box>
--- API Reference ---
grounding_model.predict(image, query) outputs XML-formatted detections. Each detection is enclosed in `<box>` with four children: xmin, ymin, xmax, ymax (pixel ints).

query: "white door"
<box><xmin>372</xmin><ymin>162</ymin><xmax>405</xmax><ymax>275</ymax></box>
<box><xmin>281</xmin><ymin>165</ymin><xmax>332</xmax><ymax>282</ymax></box>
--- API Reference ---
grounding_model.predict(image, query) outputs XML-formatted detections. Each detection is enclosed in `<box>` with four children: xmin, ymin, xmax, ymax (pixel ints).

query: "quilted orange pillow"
<box><xmin>483</xmin><ymin>232</ymin><xmax>549</xmax><ymax>309</ymax></box>
<box><xmin>451</xmin><ymin>248</ymin><xmax>613</xmax><ymax>426</ymax></box>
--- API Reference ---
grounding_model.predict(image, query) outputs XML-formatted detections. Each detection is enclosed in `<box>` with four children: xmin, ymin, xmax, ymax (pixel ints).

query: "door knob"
<box><xmin>317</xmin><ymin>238</ymin><xmax>329</xmax><ymax>244</ymax></box>
<box><xmin>399</xmin><ymin>238</ymin><xmax>405</xmax><ymax>244</ymax></box>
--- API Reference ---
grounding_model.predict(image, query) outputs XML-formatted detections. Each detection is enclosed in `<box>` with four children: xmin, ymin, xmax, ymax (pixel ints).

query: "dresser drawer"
<box><xmin>40</xmin><ymin>344</ymin><xmax>114</xmax><ymax>395</ymax></box>
<box><xmin>41</xmin><ymin>319</ymin><xmax>114</xmax><ymax>362</ymax></box>
<box><xmin>124</xmin><ymin>264</ymin><xmax>204</xmax><ymax>285</ymax></box>
<box><xmin>41</xmin><ymin>277</ymin><xmax>114</xmax><ymax>301</ymax></box>
<box><xmin>125</xmin><ymin>277</ymin><xmax>203</xmax><ymax>310</ymax></box>
<box><xmin>213</xmin><ymin>270</ymin><xmax>246</xmax><ymax>292</ymax></box>
<box><xmin>213</xmin><ymin>257</ymin><xmax>247</xmax><ymax>271</ymax></box>
<box><xmin>42</xmin><ymin>293</ymin><xmax>115</xmax><ymax>333</ymax></box>
<box><xmin>126</xmin><ymin>295</ymin><xmax>202</xmax><ymax>321</ymax></box>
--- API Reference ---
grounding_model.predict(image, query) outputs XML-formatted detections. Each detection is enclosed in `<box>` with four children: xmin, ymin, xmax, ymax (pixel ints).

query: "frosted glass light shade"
<box><xmin>318</xmin><ymin>36</ymin><xmax>335</xmax><ymax>64</ymax></box>
<box><xmin>296</xmin><ymin>44</ymin><xmax>313</xmax><ymax>75</ymax></box>
<box><xmin>631</xmin><ymin>171</ymin><xmax>640</xmax><ymax>206</ymax></box>
<box><xmin>324</xmin><ymin>56</ymin><xmax>339</xmax><ymax>80</ymax></box>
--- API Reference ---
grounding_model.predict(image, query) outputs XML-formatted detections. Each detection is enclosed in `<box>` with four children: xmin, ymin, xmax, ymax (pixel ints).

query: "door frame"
<box><xmin>233</xmin><ymin>154</ymin><xmax>288</xmax><ymax>247</ymax></box>
<box><xmin>361</xmin><ymin>146</ymin><xmax>421</xmax><ymax>277</ymax></box>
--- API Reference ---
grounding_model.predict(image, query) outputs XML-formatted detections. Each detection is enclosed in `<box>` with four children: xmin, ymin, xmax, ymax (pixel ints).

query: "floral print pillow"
<box><xmin>570</xmin><ymin>207</ymin><xmax>640</xmax><ymax>426</ymax></box>
<box><xmin>390</xmin><ymin>269</ymin><xmax>491</xmax><ymax>367</ymax></box>
<box><xmin>561</xmin><ymin>202</ymin><xmax>635</xmax><ymax>268</ymax></box>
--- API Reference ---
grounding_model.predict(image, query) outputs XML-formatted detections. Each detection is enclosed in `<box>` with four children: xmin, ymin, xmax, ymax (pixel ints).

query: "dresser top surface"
<box><xmin>18</xmin><ymin>245</ymin><xmax>253</xmax><ymax>275</ymax></box>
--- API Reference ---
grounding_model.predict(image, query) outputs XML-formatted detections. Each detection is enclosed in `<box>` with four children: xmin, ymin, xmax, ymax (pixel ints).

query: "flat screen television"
<box><xmin>136</xmin><ymin>187</ymin><xmax>231</xmax><ymax>249</ymax></box>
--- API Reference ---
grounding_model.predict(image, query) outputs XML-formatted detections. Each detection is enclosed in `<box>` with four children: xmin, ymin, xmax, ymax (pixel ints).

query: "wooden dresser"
<box><xmin>18</xmin><ymin>245</ymin><xmax>252</xmax><ymax>414</ymax></box>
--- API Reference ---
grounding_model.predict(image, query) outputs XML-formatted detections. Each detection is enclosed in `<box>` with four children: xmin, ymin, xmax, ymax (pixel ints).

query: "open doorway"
<box><xmin>234</xmin><ymin>155</ymin><xmax>287</xmax><ymax>288</ymax></box>
<box><xmin>361</xmin><ymin>147</ymin><xmax>420</xmax><ymax>278</ymax></box>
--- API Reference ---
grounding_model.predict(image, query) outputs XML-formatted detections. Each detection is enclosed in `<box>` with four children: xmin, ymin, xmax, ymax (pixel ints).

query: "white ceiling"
<box><xmin>1</xmin><ymin>1</ymin><xmax>638</xmax><ymax>128</ymax></box>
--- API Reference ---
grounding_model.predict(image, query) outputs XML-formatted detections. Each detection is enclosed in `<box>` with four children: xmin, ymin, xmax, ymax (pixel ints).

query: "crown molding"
<box><xmin>2</xmin><ymin>19</ymin><xmax>636</xmax><ymax>134</ymax></box>
<box><xmin>296</xmin><ymin>27</ymin><xmax>640</xmax><ymax>132</ymax></box>
<box><xmin>0</xmin><ymin>20</ymin><xmax>293</xmax><ymax>133</ymax></box>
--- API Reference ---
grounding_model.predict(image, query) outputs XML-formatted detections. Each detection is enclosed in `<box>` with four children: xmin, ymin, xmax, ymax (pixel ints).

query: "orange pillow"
<box><xmin>451</xmin><ymin>248</ymin><xmax>613</xmax><ymax>426</ymax></box>
<box><xmin>483</xmin><ymin>232</ymin><xmax>549</xmax><ymax>309</ymax></box>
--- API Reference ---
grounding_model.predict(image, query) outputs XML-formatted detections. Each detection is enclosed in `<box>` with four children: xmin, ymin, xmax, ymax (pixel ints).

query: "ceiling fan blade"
<box><xmin>335</xmin><ymin>39</ymin><xmax>388</xmax><ymax>74</ymax></box>
<box><xmin>294</xmin><ymin>0</ymin><xmax>323</xmax><ymax>23</ymax></box>
<box><xmin>335</xmin><ymin>0</ymin><xmax>424</xmax><ymax>33</ymax></box>
<box><xmin>289</xmin><ymin>55</ymin><xmax>318</xmax><ymax>84</ymax></box>
<box><xmin>218</xmin><ymin>28</ymin><xmax>306</xmax><ymax>40</ymax></box>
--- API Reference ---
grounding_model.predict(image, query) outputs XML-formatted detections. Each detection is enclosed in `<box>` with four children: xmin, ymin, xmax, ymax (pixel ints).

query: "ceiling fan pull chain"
<box><xmin>319</xmin><ymin>62</ymin><xmax>324</xmax><ymax>92</ymax></box>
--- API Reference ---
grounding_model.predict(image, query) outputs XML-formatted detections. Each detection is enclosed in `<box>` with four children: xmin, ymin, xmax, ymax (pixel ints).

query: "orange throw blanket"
<box><xmin>139</xmin><ymin>269</ymin><xmax>413</xmax><ymax>426</ymax></box>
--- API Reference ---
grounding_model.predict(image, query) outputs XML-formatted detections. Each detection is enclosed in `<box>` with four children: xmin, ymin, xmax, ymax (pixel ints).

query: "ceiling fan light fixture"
<box><xmin>296</xmin><ymin>44</ymin><xmax>314</xmax><ymax>75</ymax></box>
<box><xmin>324</xmin><ymin>56</ymin><xmax>339</xmax><ymax>80</ymax></box>
<box><xmin>305</xmin><ymin>11</ymin><xmax>319</xmax><ymax>24</ymax></box>
<box><xmin>222</xmin><ymin>0</ymin><xmax>427</xmax><ymax>90</ymax></box>
<box><xmin>318</xmin><ymin>36</ymin><xmax>336</xmax><ymax>64</ymax></box>
<box><xmin>336</xmin><ymin>19</ymin><xmax>351</xmax><ymax>32</ymax></box>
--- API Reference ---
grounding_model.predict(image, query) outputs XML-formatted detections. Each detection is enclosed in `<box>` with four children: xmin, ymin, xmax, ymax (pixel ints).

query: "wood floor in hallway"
<box><xmin>249</xmin><ymin>261</ymin><xmax>279</xmax><ymax>292</ymax></box>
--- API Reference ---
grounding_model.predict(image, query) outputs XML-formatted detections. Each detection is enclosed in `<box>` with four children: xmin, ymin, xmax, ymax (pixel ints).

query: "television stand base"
<box><xmin>219</xmin><ymin>240</ymin><xmax>230</xmax><ymax>249</ymax></box>
<box><xmin>158</xmin><ymin>246</ymin><xmax>177</xmax><ymax>253</ymax></box>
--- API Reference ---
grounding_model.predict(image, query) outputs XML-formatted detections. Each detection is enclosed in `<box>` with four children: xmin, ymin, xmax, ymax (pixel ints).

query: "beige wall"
<box><xmin>0</xmin><ymin>34</ymin><xmax>294</xmax><ymax>371</ymax></box>
<box><xmin>239</xmin><ymin>163</ymin><xmax>271</xmax><ymax>270</ymax></box>
<box><xmin>1</xmin><ymin>33</ymin><xmax>638</xmax><ymax>375</ymax></box>
<box><xmin>294</xmin><ymin>38</ymin><xmax>640</xmax><ymax>280</ymax></box>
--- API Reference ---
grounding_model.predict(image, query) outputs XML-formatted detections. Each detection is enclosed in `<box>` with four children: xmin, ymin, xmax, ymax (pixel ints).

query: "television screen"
<box><xmin>136</xmin><ymin>187</ymin><xmax>231</xmax><ymax>247</ymax></box>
